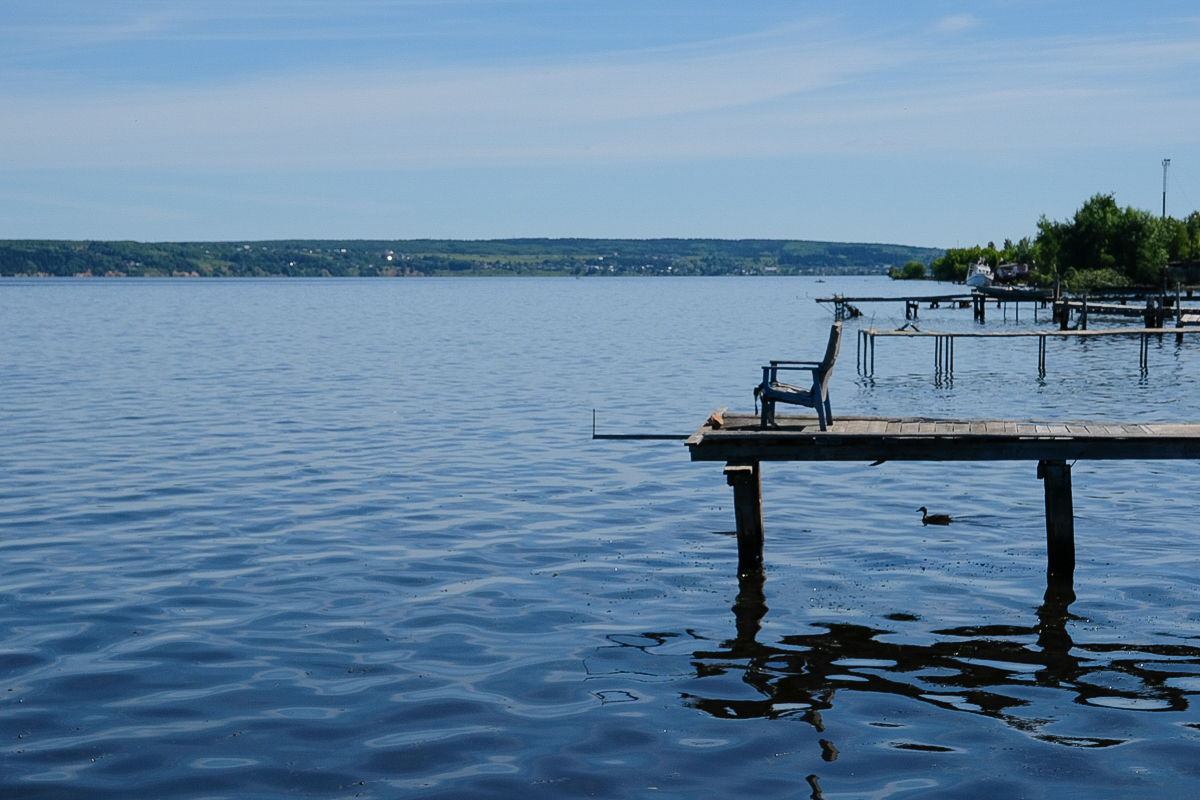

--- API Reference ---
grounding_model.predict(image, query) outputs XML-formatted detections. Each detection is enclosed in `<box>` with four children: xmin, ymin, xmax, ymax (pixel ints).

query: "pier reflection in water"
<box><xmin>681</xmin><ymin>575</ymin><xmax>1200</xmax><ymax>754</ymax></box>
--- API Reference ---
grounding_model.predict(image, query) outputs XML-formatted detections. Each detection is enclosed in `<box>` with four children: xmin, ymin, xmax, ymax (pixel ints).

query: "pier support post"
<box><xmin>725</xmin><ymin>462</ymin><xmax>764</xmax><ymax>576</ymax></box>
<box><xmin>1176</xmin><ymin>283</ymin><xmax>1184</xmax><ymax>344</ymax></box>
<box><xmin>1038</xmin><ymin>460</ymin><xmax>1075</xmax><ymax>578</ymax></box>
<box><xmin>973</xmin><ymin>294</ymin><xmax>985</xmax><ymax>323</ymax></box>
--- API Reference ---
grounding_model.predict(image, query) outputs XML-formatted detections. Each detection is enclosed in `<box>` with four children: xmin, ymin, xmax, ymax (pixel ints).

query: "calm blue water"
<box><xmin>3</xmin><ymin>276</ymin><xmax>1200</xmax><ymax>798</ymax></box>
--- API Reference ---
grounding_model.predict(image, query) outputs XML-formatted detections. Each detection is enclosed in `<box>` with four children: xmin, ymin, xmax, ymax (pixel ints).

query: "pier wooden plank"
<box><xmin>1149</xmin><ymin>424</ymin><xmax>1200</xmax><ymax>435</ymax></box>
<box><xmin>687</xmin><ymin>413</ymin><xmax>1200</xmax><ymax>463</ymax></box>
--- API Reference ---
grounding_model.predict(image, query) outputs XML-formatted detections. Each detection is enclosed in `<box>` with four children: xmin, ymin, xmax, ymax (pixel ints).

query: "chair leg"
<box><xmin>824</xmin><ymin>395</ymin><xmax>833</xmax><ymax>426</ymax></box>
<box><xmin>761</xmin><ymin>399</ymin><xmax>776</xmax><ymax>429</ymax></box>
<box><xmin>815</xmin><ymin>399</ymin><xmax>827</xmax><ymax>431</ymax></box>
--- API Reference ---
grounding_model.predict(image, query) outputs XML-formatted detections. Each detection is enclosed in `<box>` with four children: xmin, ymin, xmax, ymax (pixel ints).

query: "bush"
<box><xmin>1061</xmin><ymin>267</ymin><xmax>1130</xmax><ymax>293</ymax></box>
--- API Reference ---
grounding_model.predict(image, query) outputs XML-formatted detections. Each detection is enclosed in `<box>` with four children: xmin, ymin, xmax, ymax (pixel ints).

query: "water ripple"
<box><xmin>3</xmin><ymin>277</ymin><xmax>1200</xmax><ymax>797</ymax></box>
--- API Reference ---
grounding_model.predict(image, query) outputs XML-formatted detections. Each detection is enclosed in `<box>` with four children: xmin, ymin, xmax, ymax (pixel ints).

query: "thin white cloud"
<box><xmin>934</xmin><ymin>14</ymin><xmax>979</xmax><ymax>33</ymax></box>
<box><xmin>0</xmin><ymin>1</ymin><xmax>561</xmax><ymax>46</ymax></box>
<box><xmin>2</xmin><ymin>23</ymin><xmax>1198</xmax><ymax>170</ymax></box>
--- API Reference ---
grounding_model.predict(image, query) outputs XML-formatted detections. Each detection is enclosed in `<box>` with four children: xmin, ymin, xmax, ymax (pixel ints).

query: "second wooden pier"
<box><xmin>688</xmin><ymin>412</ymin><xmax>1200</xmax><ymax>581</ymax></box>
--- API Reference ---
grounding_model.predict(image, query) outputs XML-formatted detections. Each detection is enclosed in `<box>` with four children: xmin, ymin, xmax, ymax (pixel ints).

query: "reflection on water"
<box><xmin>684</xmin><ymin>575</ymin><xmax>1200</xmax><ymax>749</ymax></box>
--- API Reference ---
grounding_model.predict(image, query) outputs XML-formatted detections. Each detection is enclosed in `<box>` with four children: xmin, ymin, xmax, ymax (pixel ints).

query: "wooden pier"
<box><xmin>818</xmin><ymin>293</ymin><xmax>975</xmax><ymax>321</ymax></box>
<box><xmin>856</xmin><ymin>326</ymin><xmax>1200</xmax><ymax>375</ymax></box>
<box><xmin>817</xmin><ymin>288</ymin><xmax>1200</xmax><ymax>327</ymax></box>
<box><xmin>688</xmin><ymin>412</ymin><xmax>1200</xmax><ymax>580</ymax></box>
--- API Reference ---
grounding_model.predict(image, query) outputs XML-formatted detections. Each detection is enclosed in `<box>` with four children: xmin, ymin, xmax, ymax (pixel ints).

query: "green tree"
<box><xmin>1035</xmin><ymin>193</ymin><xmax>1169</xmax><ymax>289</ymax></box>
<box><xmin>1165</xmin><ymin>211</ymin><xmax>1200</xmax><ymax>261</ymax></box>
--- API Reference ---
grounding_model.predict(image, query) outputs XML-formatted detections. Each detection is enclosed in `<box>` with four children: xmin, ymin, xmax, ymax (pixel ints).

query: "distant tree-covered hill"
<box><xmin>0</xmin><ymin>238</ymin><xmax>944</xmax><ymax>278</ymax></box>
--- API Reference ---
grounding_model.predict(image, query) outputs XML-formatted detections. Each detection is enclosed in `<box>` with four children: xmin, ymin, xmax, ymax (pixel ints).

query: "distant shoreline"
<box><xmin>2</xmin><ymin>271</ymin><xmax>900</xmax><ymax>279</ymax></box>
<box><xmin>0</xmin><ymin>238</ymin><xmax>943</xmax><ymax>279</ymax></box>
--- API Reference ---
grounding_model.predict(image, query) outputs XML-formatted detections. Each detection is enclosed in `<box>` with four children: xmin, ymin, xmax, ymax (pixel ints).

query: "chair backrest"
<box><xmin>819</xmin><ymin>322</ymin><xmax>842</xmax><ymax>369</ymax></box>
<box><xmin>813</xmin><ymin>322</ymin><xmax>842</xmax><ymax>398</ymax></box>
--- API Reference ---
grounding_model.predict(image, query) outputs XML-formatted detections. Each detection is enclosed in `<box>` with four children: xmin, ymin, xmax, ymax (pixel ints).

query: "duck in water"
<box><xmin>918</xmin><ymin>506</ymin><xmax>952</xmax><ymax>525</ymax></box>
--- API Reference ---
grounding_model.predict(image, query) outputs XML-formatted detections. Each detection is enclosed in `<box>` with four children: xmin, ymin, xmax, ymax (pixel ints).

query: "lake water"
<box><xmin>3</xmin><ymin>276</ymin><xmax>1200</xmax><ymax>798</ymax></box>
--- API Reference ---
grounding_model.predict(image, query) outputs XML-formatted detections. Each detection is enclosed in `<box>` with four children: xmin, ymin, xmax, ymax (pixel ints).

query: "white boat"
<box><xmin>966</xmin><ymin>258</ymin><xmax>993</xmax><ymax>287</ymax></box>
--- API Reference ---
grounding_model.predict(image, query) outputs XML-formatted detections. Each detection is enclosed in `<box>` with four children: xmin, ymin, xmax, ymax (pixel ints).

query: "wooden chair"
<box><xmin>754</xmin><ymin>322</ymin><xmax>842</xmax><ymax>431</ymax></box>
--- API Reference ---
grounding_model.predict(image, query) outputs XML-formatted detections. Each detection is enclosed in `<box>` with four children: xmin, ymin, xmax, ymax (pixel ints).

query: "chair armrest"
<box><xmin>769</xmin><ymin>360</ymin><xmax>821</xmax><ymax>365</ymax></box>
<box><xmin>763</xmin><ymin>364</ymin><xmax>823</xmax><ymax>373</ymax></box>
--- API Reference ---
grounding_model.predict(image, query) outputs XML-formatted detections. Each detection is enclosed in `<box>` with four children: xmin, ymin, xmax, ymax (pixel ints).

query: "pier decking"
<box><xmin>688</xmin><ymin>412</ymin><xmax>1200</xmax><ymax>580</ymax></box>
<box><xmin>687</xmin><ymin>412</ymin><xmax>1200</xmax><ymax>462</ymax></box>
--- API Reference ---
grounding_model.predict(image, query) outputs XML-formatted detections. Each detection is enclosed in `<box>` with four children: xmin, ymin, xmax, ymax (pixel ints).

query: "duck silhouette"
<box><xmin>918</xmin><ymin>506</ymin><xmax>952</xmax><ymax>526</ymax></box>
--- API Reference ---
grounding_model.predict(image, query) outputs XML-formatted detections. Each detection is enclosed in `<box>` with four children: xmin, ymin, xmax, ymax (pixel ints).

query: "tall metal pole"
<box><xmin>1163</xmin><ymin>158</ymin><xmax>1171</xmax><ymax>218</ymax></box>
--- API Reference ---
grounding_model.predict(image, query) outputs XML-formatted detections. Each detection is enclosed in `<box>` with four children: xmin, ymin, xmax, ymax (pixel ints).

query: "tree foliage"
<box><xmin>888</xmin><ymin>260</ymin><xmax>927</xmax><ymax>279</ymax></box>
<box><xmin>1037</xmin><ymin>194</ymin><xmax>1168</xmax><ymax>289</ymax></box>
<box><xmin>930</xmin><ymin>194</ymin><xmax>1193</xmax><ymax>291</ymax></box>
<box><xmin>1163</xmin><ymin>211</ymin><xmax>1200</xmax><ymax>261</ymax></box>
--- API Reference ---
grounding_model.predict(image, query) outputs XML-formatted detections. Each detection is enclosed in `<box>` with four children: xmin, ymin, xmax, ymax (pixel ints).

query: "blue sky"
<box><xmin>2</xmin><ymin>1</ymin><xmax>1199</xmax><ymax>246</ymax></box>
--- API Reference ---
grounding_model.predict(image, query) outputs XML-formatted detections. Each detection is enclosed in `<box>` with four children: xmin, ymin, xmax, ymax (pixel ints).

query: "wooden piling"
<box><xmin>1177</xmin><ymin>283</ymin><xmax>1185</xmax><ymax>344</ymax></box>
<box><xmin>1038</xmin><ymin>460</ymin><xmax>1075</xmax><ymax>578</ymax></box>
<box><xmin>725</xmin><ymin>462</ymin><xmax>764</xmax><ymax>576</ymax></box>
<box><xmin>934</xmin><ymin>335</ymin><xmax>954</xmax><ymax>373</ymax></box>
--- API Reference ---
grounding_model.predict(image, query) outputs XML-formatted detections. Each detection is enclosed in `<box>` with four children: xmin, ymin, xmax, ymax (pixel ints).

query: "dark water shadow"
<box><xmin>681</xmin><ymin>575</ymin><xmax>1200</xmax><ymax>748</ymax></box>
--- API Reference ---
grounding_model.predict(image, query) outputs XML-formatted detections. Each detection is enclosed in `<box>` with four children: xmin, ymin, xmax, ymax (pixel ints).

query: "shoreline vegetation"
<box><xmin>888</xmin><ymin>194</ymin><xmax>1200</xmax><ymax>292</ymax></box>
<box><xmin>0</xmin><ymin>238</ymin><xmax>942</xmax><ymax>279</ymax></box>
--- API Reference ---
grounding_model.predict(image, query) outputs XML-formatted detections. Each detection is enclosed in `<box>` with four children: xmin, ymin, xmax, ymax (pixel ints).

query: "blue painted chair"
<box><xmin>754</xmin><ymin>322</ymin><xmax>842</xmax><ymax>430</ymax></box>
